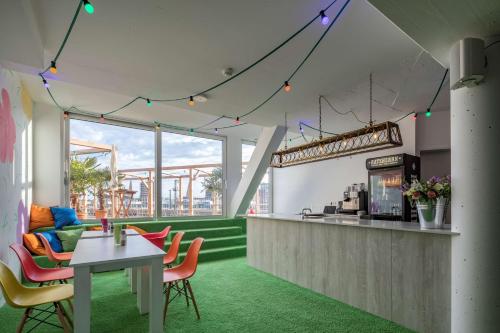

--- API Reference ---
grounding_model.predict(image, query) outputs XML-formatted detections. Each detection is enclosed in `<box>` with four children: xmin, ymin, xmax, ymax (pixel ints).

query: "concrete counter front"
<box><xmin>246</xmin><ymin>214</ymin><xmax>459</xmax><ymax>333</ymax></box>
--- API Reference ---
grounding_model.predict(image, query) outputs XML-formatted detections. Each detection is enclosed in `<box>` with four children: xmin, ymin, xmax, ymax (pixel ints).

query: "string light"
<box><xmin>284</xmin><ymin>81</ymin><xmax>292</xmax><ymax>93</ymax></box>
<box><xmin>155</xmin><ymin>122</ymin><xmax>161</xmax><ymax>130</ymax></box>
<box><xmin>413</xmin><ymin>113</ymin><xmax>418</xmax><ymax>121</ymax></box>
<box><xmin>425</xmin><ymin>108</ymin><xmax>432</xmax><ymax>118</ymax></box>
<box><xmin>42</xmin><ymin>79</ymin><xmax>49</xmax><ymax>88</ymax></box>
<box><xmin>299</xmin><ymin>123</ymin><xmax>304</xmax><ymax>133</ymax></box>
<box><xmin>146</xmin><ymin>98</ymin><xmax>152</xmax><ymax>107</ymax></box>
<box><xmin>83</xmin><ymin>0</ymin><xmax>94</xmax><ymax>14</ymax></box>
<box><xmin>63</xmin><ymin>111</ymin><xmax>69</xmax><ymax>120</ymax></box>
<box><xmin>49</xmin><ymin>61</ymin><xmax>57</xmax><ymax>74</ymax></box>
<box><xmin>214</xmin><ymin>128</ymin><xmax>219</xmax><ymax>134</ymax></box>
<box><xmin>235</xmin><ymin>117</ymin><xmax>240</xmax><ymax>125</ymax></box>
<box><xmin>188</xmin><ymin>96</ymin><xmax>195</xmax><ymax>106</ymax></box>
<box><xmin>189</xmin><ymin>128</ymin><xmax>194</xmax><ymax>134</ymax></box>
<box><xmin>320</xmin><ymin>11</ymin><xmax>329</xmax><ymax>25</ymax></box>
<box><xmin>99</xmin><ymin>114</ymin><xmax>105</xmax><ymax>123</ymax></box>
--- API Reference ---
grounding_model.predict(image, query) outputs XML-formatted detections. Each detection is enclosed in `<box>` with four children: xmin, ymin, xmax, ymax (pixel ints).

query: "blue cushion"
<box><xmin>50</xmin><ymin>207</ymin><xmax>82</xmax><ymax>229</ymax></box>
<box><xmin>35</xmin><ymin>230</ymin><xmax>63</xmax><ymax>253</ymax></box>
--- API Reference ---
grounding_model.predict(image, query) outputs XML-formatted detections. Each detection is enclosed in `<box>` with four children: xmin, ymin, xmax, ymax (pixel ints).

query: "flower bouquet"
<box><xmin>402</xmin><ymin>176</ymin><xmax>451</xmax><ymax>229</ymax></box>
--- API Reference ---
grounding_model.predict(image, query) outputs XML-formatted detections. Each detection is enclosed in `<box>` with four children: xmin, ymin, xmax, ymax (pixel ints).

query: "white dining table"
<box><xmin>80</xmin><ymin>229</ymin><xmax>140</xmax><ymax>239</ymax></box>
<box><xmin>70</xmin><ymin>235</ymin><xmax>165</xmax><ymax>333</ymax></box>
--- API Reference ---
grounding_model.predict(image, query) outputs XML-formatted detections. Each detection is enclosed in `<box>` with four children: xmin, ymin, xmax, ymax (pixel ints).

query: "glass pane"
<box><xmin>69</xmin><ymin>119</ymin><xmax>155</xmax><ymax>219</ymax></box>
<box><xmin>161</xmin><ymin>132</ymin><xmax>223</xmax><ymax>216</ymax></box>
<box><xmin>242</xmin><ymin>143</ymin><xmax>271</xmax><ymax>214</ymax></box>
<box><xmin>369</xmin><ymin>169</ymin><xmax>403</xmax><ymax>215</ymax></box>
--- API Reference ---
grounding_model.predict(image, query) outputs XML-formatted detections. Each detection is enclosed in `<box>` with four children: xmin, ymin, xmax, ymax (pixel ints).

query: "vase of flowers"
<box><xmin>402</xmin><ymin>176</ymin><xmax>451</xmax><ymax>229</ymax></box>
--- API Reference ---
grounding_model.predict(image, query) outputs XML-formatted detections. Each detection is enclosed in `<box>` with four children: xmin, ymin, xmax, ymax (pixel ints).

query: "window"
<box><xmin>242</xmin><ymin>143</ymin><xmax>272</xmax><ymax>214</ymax></box>
<box><xmin>68</xmin><ymin>118</ymin><xmax>155</xmax><ymax>219</ymax></box>
<box><xmin>161</xmin><ymin>132</ymin><xmax>223</xmax><ymax>216</ymax></box>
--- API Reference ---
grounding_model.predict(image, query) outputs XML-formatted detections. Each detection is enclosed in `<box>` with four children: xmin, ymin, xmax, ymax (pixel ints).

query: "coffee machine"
<box><xmin>337</xmin><ymin>183</ymin><xmax>368</xmax><ymax>215</ymax></box>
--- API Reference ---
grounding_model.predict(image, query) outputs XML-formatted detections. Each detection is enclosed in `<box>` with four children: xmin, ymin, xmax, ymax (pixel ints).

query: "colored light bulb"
<box><xmin>412</xmin><ymin>113</ymin><xmax>418</xmax><ymax>120</ymax></box>
<box><xmin>320</xmin><ymin>11</ymin><xmax>329</xmax><ymax>25</ymax></box>
<box><xmin>49</xmin><ymin>61</ymin><xmax>57</xmax><ymax>74</ymax></box>
<box><xmin>100</xmin><ymin>114</ymin><xmax>105</xmax><ymax>123</ymax></box>
<box><xmin>42</xmin><ymin>79</ymin><xmax>49</xmax><ymax>88</ymax></box>
<box><xmin>188</xmin><ymin>96</ymin><xmax>195</xmax><ymax>106</ymax></box>
<box><xmin>146</xmin><ymin>98</ymin><xmax>152</xmax><ymax>107</ymax></box>
<box><xmin>63</xmin><ymin>112</ymin><xmax>69</xmax><ymax>120</ymax></box>
<box><xmin>284</xmin><ymin>81</ymin><xmax>291</xmax><ymax>93</ymax></box>
<box><xmin>235</xmin><ymin>117</ymin><xmax>240</xmax><ymax>125</ymax></box>
<box><xmin>189</xmin><ymin>128</ymin><xmax>194</xmax><ymax>133</ymax></box>
<box><xmin>83</xmin><ymin>0</ymin><xmax>94</xmax><ymax>14</ymax></box>
<box><xmin>299</xmin><ymin>124</ymin><xmax>304</xmax><ymax>133</ymax></box>
<box><xmin>425</xmin><ymin>108</ymin><xmax>432</xmax><ymax>118</ymax></box>
<box><xmin>214</xmin><ymin>128</ymin><xmax>219</xmax><ymax>134</ymax></box>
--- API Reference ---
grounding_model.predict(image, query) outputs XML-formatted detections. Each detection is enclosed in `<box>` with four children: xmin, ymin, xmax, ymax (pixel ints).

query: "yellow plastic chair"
<box><xmin>0</xmin><ymin>260</ymin><xmax>73</xmax><ymax>332</ymax></box>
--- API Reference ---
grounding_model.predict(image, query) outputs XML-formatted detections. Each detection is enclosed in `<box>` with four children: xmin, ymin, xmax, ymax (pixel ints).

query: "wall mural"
<box><xmin>0</xmin><ymin>65</ymin><xmax>32</xmax><ymax>306</ymax></box>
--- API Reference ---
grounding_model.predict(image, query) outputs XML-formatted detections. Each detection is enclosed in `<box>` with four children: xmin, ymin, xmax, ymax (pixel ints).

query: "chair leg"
<box><xmin>54</xmin><ymin>302</ymin><xmax>72</xmax><ymax>332</ymax></box>
<box><xmin>38</xmin><ymin>282</ymin><xmax>44</xmax><ymax>287</ymax></box>
<box><xmin>65</xmin><ymin>299</ymin><xmax>74</xmax><ymax>314</ymax></box>
<box><xmin>163</xmin><ymin>282</ymin><xmax>172</xmax><ymax>324</ymax></box>
<box><xmin>186</xmin><ymin>280</ymin><xmax>200</xmax><ymax>320</ymax></box>
<box><xmin>16</xmin><ymin>308</ymin><xmax>31</xmax><ymax>333</ymax></box>
<box><xmin>182</xmin><ymin>280</ymin><xmax>189</xmax><ymax>307</ymax></box>
<box><xmin>58</xmin><ymin>301</ymin><xmax>73</xmax><ymax>328</ymax></box>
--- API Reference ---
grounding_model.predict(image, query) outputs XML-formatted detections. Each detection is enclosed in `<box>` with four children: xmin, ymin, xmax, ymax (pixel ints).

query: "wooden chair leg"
<box><xmin>59</xmin><ymin>301</ymin><xmax>73</xmax><ymax>328</ymax></box>
<box><xmin>38</xmin><ymin>282</ymin><xmax>44</xmax><ymax>287</ymax></box>
<box><xmin>163</xmin><ymin>282</ymin><xmax>172</xmax><ymax>324</ymax></box>
<box><xmin>65</xmin><ymin>299</ymin><xmax>74</xmax><ymax>314</ymax></box>
<box><xmin>16</xmin><ymin>308</ymin><xmax>31</xmax><ymax>333</ymax></box>
<box><xmin>182</xmin><ymin>280</ymin><xmax>189</xmax><ymax>307</ymax></box>
<box><xmin>186</xmin><ymin>280</ymin><xmax>200</xmax><ymax>320</ymax></box>
<box><xmin>54</xmin><ymin>302</ymin><xmax>72</xmax><ymax>332</ymax></box>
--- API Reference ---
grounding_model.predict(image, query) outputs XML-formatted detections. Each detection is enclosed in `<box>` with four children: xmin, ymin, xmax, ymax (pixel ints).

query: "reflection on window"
<box><xmin>242</xmin><ymin>143</ymin><xmax>271</xmax><ymax>214</ymax></box>
<box><xmin>161</xmin><ymin>132</ymin><xmax>223</xmax><ymax>216</ymax></box>
<box><xmin>69</xmin><ymin>119</ymin><xmax>155</xmax><ymax>219</ymax></box>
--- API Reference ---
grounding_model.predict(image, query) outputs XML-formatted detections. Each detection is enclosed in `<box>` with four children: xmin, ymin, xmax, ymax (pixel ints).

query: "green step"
<box><xmin>166</xmin><ymin>235</ymin><xmax>246</xmax><ymax>252</ymax></box>
<box><xmin>126</xmin><ymin>218</ymin><xmax>246</xmax><ymax>233</ymax></box>
<box><xmin>178</xmin><ymin>245</ymin><xmax>247</xmax><ymax>263</ymax></box>
<box><xmin>176</xmin><ymin>226</ymin><xmax>243</xmax><ymax>241</ymax></box>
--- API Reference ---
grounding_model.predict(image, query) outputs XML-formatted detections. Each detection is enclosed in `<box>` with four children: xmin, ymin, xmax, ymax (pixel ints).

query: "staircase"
<box><xmin>161</xmin><ymin>218</ymin><xmax>247</xmax><ymax>263</ymax></box>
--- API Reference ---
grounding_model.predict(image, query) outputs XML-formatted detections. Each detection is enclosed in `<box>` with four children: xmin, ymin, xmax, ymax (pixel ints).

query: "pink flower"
<box><xmin>427</xmin><ymin>191</ymin><xmax>437</xmax><ymax>199</ymax></box>
<box><xmin>0</xmin><ymin>88</ymin><xmax>16</xmax><ymax>163</ymax></box>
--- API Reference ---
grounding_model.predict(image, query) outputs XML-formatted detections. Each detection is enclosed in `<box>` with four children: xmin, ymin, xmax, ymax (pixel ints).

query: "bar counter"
<box><xmin>246</xmin><ymin>214</ymin><xmax>459</xmax><ymax>333</ymax></box>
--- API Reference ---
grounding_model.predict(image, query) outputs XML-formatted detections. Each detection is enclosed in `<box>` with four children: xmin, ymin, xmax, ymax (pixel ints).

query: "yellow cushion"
<box><xmin>23</xmin><ymin>233</ymin><xmax>46</xmax><ymax>256</ymax></box>
<box><xmin>126</xmin><ymin>225</ymin><xmax>147</xmax><ymax>235</ymax></box>
<box><xmin>29</xmin><ymin>204</ymin><xmax>54</xmax><ymax>231</ymax></box>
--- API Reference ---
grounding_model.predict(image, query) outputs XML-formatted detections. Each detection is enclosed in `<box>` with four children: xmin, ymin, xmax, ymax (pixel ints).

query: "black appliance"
<box><xmin>366</xmin><ymin>154</ymin><xmax>420</xmax><ymax>222</ymax></box>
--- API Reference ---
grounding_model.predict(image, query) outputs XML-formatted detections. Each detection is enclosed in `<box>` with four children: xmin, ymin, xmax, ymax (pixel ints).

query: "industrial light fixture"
<box><xmin>271</xmin><ymin>122</ymin><xmax>403</xmax><ymax>167</ymax></box>
<box><xmin>271</xmin><ymin>73</ymin><xmax>404</xmax><ymax>168</ymax></box>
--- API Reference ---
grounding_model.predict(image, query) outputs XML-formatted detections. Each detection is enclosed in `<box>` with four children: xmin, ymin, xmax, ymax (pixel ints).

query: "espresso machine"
<box><xmin>337</xmin><ymin>183</ymin><xmax>368</xmax><ymax>215</ymax></box>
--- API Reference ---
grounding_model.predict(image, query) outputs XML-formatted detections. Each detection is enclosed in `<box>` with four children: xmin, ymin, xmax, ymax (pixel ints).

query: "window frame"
<box><xmin>64</xmin><ymin>113</ymin><xmax>227</xmax><ymax>220</ymax></box>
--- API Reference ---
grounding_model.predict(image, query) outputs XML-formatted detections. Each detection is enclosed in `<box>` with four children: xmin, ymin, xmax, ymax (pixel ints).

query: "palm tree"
<box><xmin>202</xmin><ymin>168</ymin><xmax>223</xmax><ymax>214</ymax></box>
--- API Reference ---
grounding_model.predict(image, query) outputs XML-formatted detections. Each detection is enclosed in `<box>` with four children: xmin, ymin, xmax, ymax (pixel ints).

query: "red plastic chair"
<box><xmin>163</xmin><ymin>232</ymin><xmax>185</xmax><ymax>267</ymax></box>
<box><xmin>142</xmin><ymin>226</ymin><xmax>171</xmax><ymax>250</ymax></box>
<box><xmin>163</xmin><ymin>237</ymin><xmax>204</xmax><ymax>323</ymax></box>
<box><xmin>38</xmin><ymin>235</ymin><xmax>73</xmax><ymax>268</ymax></box>
<box><xmin>10</xmin><ymin>244</ymin><xmax>74</xmax><ymax>286</ymax></box>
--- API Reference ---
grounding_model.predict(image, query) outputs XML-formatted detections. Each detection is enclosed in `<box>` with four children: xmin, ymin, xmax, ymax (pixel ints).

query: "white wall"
<box><xmin>273</xmin><ymin>117</ymin><xmax>416</xmax><ymax>214</ymax></box>
<box><xmin>0</xmin><ymin>66</ymin><xmax>32</xmax><ymax>306</ymax></box>
<box><xmin>32</xmin><ymin>102</ymin><xmax>64</xmax><ymax>206</ymax></box>
<box><xmin>416</xmin><ymin>109</ymin><xmax>450</xmax><ymax>154</ymax></box>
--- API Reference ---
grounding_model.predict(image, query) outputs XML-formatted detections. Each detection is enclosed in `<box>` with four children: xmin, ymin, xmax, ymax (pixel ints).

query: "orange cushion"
<box><xmin>126</xmin><ymin>225</ymin><xmax>147</xmax><ymax>235</ymax></box>
<box><xmin>23</xmin><ymin>233</ymin><xmax>46</xmax><ymax>256</ymax></box>
<box><xmin>29</xmin><ymin>204</ymin><xmax>54</xmax><ymax>231</ymax></box>
<box><xmin>87</xmin><ymin>226</ymin><xmax>103</xmax><ymax>231</ymax></box>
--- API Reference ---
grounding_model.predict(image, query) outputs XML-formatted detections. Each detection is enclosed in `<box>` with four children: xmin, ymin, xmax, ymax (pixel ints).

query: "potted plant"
<box><xmin>202</xmin><ymin>167</ymin><xmax>223</xmax><ymax>215</ymax></box>
<box><xmin>70</xmin><ymin>157</ymin><xmax>99</xmax><ymax>219</ymax></box>
<box><xmin>402</xmin><ymin>176</ymin><xmax>451</xmax><ymax>229</ymax></box>
<box><xmin>91</xmin><ymin>168</ymin><xmax>111</xmax><ymax>219</ymax></box>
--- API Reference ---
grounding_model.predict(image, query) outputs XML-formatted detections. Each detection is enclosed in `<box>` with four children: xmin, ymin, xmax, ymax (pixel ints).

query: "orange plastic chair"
<box><xmin>163</xmin><ymin>232</ymin><xmax>185</xmax><ymax>267</ymax></box>
<box><xmin>0</xmin><ymin>260</ymin><xmax>73</xmax><ymax>332</ymax></box>
<box><xmin>38</xmin><ymin>235</ymin><xmax>73</xmax><ymax>268</ymax></box>
<box><xmin>163</xmin><ymin>237</ymin><xmax>204</xmax><ymax>323</ymax></box>
<box><xmin>10</xmin><ymin>243</ymin><xmax>74</xmax><ymax>286</ymax></box>
<box><xmin>142</xmin><ymin>226</ymin><xmax>171</xmax><ymax>250</ymax></box>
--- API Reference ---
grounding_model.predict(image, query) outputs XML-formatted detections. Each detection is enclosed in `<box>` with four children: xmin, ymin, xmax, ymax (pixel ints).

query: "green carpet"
<box><xmin>0</xmin><ymin>258</ymin><xmax>413</xmax><ymax>332</ymax></box>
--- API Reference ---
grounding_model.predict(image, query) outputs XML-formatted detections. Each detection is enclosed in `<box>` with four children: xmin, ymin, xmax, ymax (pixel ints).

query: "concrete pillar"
<box><xmin>225</xmin><ymin>135</ymin><xmax>243</xmax><ymax>216</ymax></box>
<box><xmin>229</xmin><ymin>126</ymin><xmax>285</xmax><ymax>217</ymax></box>
<box><xmin>450</xmin><ymin>37</ymin><xmax>500</xmax><ymax>333</ymax></box>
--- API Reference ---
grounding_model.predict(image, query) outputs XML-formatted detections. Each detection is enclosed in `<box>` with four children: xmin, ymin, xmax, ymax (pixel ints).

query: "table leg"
<box><xmin>137</xmin><ymin>265</ymin><xmax>149</xmax><ymax>314</ymax></box>
<box><xmin>149</xmin><ymin>257</ymin><xmax>163</xmax><ymax>333</ymax></box>
<box><xmin>129</xmin><ymin>267</ymin><xmax>138</xmax><ymax>294</ymax></box>
<box><xmin>74</xmin><ymin>266</ymin><xmax>91</xmax><ymax>333</ymax></box>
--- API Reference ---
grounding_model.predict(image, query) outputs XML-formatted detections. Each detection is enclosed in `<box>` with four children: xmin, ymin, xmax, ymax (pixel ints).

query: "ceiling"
<box><xmin>0</xmin><ymin>0</ymin><xmax>452</xmax><ymax>140</ymax></box>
